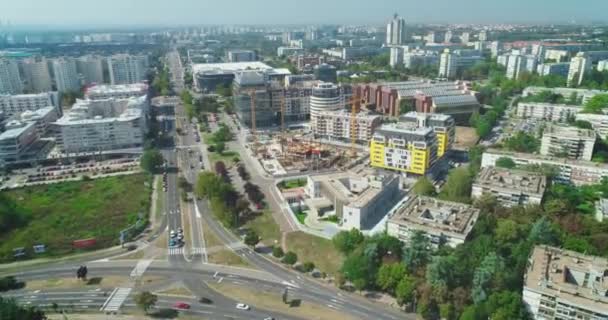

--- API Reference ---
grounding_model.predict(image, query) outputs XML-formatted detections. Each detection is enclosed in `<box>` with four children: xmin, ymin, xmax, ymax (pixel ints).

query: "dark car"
<box><xmin>198</xmin><ymin>297</ymin><xmax>213</xmax><ymax>304</ymax></box>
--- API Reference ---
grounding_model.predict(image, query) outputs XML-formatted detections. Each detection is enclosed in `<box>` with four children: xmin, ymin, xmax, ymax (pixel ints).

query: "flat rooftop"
<box><xmin>309</xmin><ymin>170</ymin><xmax>397</xmax><ymax>208</ymax></box>
<box><xmin>543</xmin><ymin>124</ymin><xmax>596</xmax><ymax>140</ymax></box>
<box><xmin>86</xmin><ymin>83</ymin><xmax>148</xmax><ymax>95</ymax></box>
<box><xmin>484</xmin><ymin>148</ymin><xmax>608</xmax><ymax>170</ymax></box>
<box><xmin>388</xmin><ymin>195</ymin><xmax>479</xmax><ymax>240</ymax></box>
<box><xmin>375</xmin><ymin>122</ymin><xmax>434</xmax><ymax>137</ymax></box>
<box><xmin>474</xmin><ymin>166</ymin><xmax>546</xmax><ymax>196</ymax></box>
<box><xmin>0</xmin><ymin>121</ymin><xmax>35</xmax><ymax>140</ymax></box>
<box><xmin>192</xmin><ymin>61</ymin><xmax>273</xmax><ymax>75</ymax></box>
<box><xmin>525</xmin><ymin>246</ymin><xmax>608</xmax><ymax>313</ymax></box>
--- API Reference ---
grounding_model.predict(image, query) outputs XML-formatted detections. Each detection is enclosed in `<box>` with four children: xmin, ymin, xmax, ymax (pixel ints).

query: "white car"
<box><xmin>170</xmin><ymin>230</ymin><xmax>176</xmax><ymax>238</ymax></box>
<box><xmin>235</xmin><ymin>303</ymin><xmax>250</xmax><ymax>310</ymax></box>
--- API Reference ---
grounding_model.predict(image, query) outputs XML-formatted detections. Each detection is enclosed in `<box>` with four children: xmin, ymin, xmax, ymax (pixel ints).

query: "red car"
<box><xmin>172</xmin><ymin>302</ymin><xmax>191</xmax><ymax>310</ymax></box>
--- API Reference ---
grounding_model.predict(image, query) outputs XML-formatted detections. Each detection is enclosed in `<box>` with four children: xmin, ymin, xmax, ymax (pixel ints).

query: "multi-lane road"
<box><xmin>1</xmin><ymin>50</ymin><xmax>414</xmax><ymax>320</ymax></box>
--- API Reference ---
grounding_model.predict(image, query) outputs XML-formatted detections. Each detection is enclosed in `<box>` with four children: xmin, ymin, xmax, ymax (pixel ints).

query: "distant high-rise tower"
<box><xmin>568</xmin><ymin>52</ymin><xmax>591</xmax><ymax>87</ymax></box>
<box><xmin>386</xmin><ymin>14</ymin><xmax>407</xmax><ymax>46</ymax></box>
<box><xmin>107</xmin><ymin>54</ymin><xmax>148</xmax><ymax>85</ymax></box>
<box><xmin>52</xmin><ymin>58</ymin><xmax>80</xmax><ymax>92</ymax></box>
<box><xmin>0</xmin><ymin>58</ymin><xmax>23</xmax><ymax>94</ymax></box>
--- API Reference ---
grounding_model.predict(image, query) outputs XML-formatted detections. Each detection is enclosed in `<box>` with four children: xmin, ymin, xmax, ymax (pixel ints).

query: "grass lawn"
<box><xmin>202</xmin><ymin>220</ymin><xmax>223</xmax><ymax>248</ymax></box>
<box><xmin>154</xmin><ymin>176</ymin><xmax>165</xmax><ymax>220</ymax></box>
<box><xmin>155</xmin><ymin>285</ymin><xmax>194</xmax><ymax>298</ymax></box>
<box><xmin>244</xmin><ymin>210</ymin><xmax>281</xmax><ymax>246</ymax></box>
<box><xmin>286</xmin><ymin>232</ymin><xmax>344</xmax><ymax>276</ymax></box>
<box><xmin>207</xmin><ymin>249</ymin><xmax>249</xmax><ymax>267</ymax></box>
<box><xmin>295</xmin><ymin>211</ymin><xmax>307</xmax><ymax>225</ymax></box>
<box><xmin>0</xmin><ymin>174</ymin><xmax>151</xmax><ymax>263</ymax></box>
<box><xmin>278</xmin><ymin>178</ymin><xmax>307</xmax><ymax>190</ymax></box>
<box><xmin>207</xmin><ymin>282</ymin><xmax>358</xmax><ymax>320</ymax></box>
<box><xmin>209</xmin><ymin>150</ymin><xmax>240</xmax><ymax>167</ymax></box>
<box><xmin>25</xmin><ymin>275</ymin><xmax>164</xmax><ymax>290</ymax></box>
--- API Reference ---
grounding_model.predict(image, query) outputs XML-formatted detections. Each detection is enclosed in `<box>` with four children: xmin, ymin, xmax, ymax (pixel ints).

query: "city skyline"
<box><xmin>2</xmin><ymin>0</ymin><xmax>608</xmax><ymax>27</ymax></box>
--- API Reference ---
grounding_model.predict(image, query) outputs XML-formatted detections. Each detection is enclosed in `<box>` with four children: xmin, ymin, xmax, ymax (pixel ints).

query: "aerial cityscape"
<box><xmin>2</xmin><ymin>1</ymin><xmax>608</xmax><ymax>320</ymax></box>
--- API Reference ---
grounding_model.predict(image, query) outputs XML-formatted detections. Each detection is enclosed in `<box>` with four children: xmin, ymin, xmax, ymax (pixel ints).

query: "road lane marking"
<box><xmin>101</xmin><ymin>287</ymin><xmax>131</xmax><ymax>312</ymax></box>
<box><xmin>130</xmin><ymin>259</ymin><xmax>153</xmax><ymax>277</ymax></box>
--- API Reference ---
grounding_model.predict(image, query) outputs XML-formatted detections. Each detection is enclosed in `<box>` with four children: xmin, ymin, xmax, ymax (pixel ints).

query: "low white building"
<box><xmin>540</xmin><ymin>124</ymin><xmax>596</xmax><ymax>161</ymax></box>
<box><xmin>0</xmin><ymin>92</ymin><xmax>60</xmax><ymax>117</ymax></box>
<box><xmin>17</xmin><ymin>106</ymin><xmax>59</xmax><ymax>136</ymax></box>
<box><xmin>516</xmin><ymin>102</ymin><xmax>581</xmax><ymax>122</ymax></box>
<box><xmin>0</xmin><ymin>120</ymin><xmax>38</xmax><ymax>166</ymax></box>
<box><xmin>386</xmin><ymin>195</ymin><xmax>480</xmax><ymax>247</ymax></box>
<box><xmin>305</xmin><ymin>170</ymin><xmax>401</xmax><ymax>230</ymax></box>
<box><xmin>522</xmin><ymin>86</ymin><xmax>606</xmax><ymax>105</ymax></box>
<box><xmin>595</xmin><ymin>198</ymin><xmax>608</xmax><ymax>222</ymax></box>
<box><xmin>85</xmin><ymin>83</ymin><xmax>148</xmax><ymax>100</ymax></box>
<box><xmin>54</xmin><ymin>96</ymin><xmax>148</xmax><ymax>154</ymax></box>
<box><xmin>576</xmin><ymin>113</ymin><xmax>608</xmax><ymax>140</ymax></box>
<box><xmin>523</xmin><ymin>246</ymin><xmax>608</xmax><ymax>320</ymax></box>
<box><xmin>481</xmin><ymin>149</ymin><xmax>608</xmax><ymax>186</ymax></box>
<box><xmin>472</xmin><ymin>167</ymin><xmax>546</xmax><ymax>207</ymax></box>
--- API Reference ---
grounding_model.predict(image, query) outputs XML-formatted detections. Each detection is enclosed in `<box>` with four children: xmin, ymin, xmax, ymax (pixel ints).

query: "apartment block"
<box><xmin>313</xmin><ymin>110</ymin><xmax>382</xmax><ymax>143</ymax></box>
<box><xmin>386</xmin><ymin>195</ymin><xmax>480</xmax><ymax>247</ymax></box>
<box><xmin>77</xmin><ymin>55</ymin><xmax>104</xmax><ymax>85</ymax></box>
<box><xmin>516</xmin><ymin>102</ymin><xmax>581</xmax><ymax>122</ymax></box>
<box><xmin>481</xmin><ymin>149</ymin><xmax>608</xmax><ymax>186</ymax></box>
<box><xmin>54</xmin><ymin>96</ymin><xmax>148</xmax><ymax>154</ymax></box>
<box><xmin>536</xmin><ymin>62</ymin><xmax>570</xmax><ymax>77</ymax></box>
<box><xmin>0</xmin><ymin>120</ymin><xmax>38</xmax><ymax>166</ymax></box>
<box><xmin>540</xmin><ymin>124</ymin><xmax>596</xmax><ymax>161</ymax></box>
<box><xmin>107</xmin><ymin>54</ymin><xmax>148</xmax><ymax>85</ymax></box>
<box><xmin>0</xmin><ymin>92</ymin><xmax>60</xmax><ymax>117</ymax></box>
<box><xmin>568</xmin><ymin>52</ymin><xmax>591</xmax><ymax>87</ymax></box>
<box><xmin>84</xmin><ymin>83</ymin><xmax>148</xmax><ymax>100</ymax></box>
<box><xmin>52</xmin><ymin>58</ymin><xmax>80</xmax><ymax>92</ymax></box>
<box><xmin>22</xmin><ymin>57</ymin><xmax>52</xmax><ymax>93</ymax></box>
<box><xmin>472</xmin><ymin>167</ymin><xmax>546</xmax><ymax>207</ymax></box>
<box><xmin>438</xmin><ymin>49</ymin><xmax>484</xmax><ymax>79</ymax></box>
<box><xmin>0</xmin><ymin>58</ymin><xmax>23</xmax><ymax>94</ymax></box>
<box><xmin>227</xmin><ymin>50</ymin><xmax>256</xmax><ymax>62</ymax></box>
<box><xmin>399</xmin><ymin>111</ymin><xmax>455</xmax><ymax>157</ymax></box>
<box><xmin>576</xmin><ymin>113</ymin><xmax>608</xmax><ymax>139</ymax></box>
<box><xmin>523</xmin><ymin>246</ymin><xmax>608</xmax><ymax>320</ymax></box>
<box><xmin>523</xmin><ymin>86</ymin><xmax>605</xmax><ymax>105</ymax></box>
<box><xmin>370</xmin><ymin>123</ymin><xmax>438</xmax><ymax>175</ymax></box>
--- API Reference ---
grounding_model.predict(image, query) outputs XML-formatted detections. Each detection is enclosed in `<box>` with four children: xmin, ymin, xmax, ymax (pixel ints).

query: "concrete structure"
<box><xmin>472</xmin><ymin>167</ymin><xmax>546</xmax><ymax>207</ymax></box>
<box><xmin>54</xmin><ymin>96</ymin><xmax>148</xmax><ymax>154</ymax></box>
<box><xmin>576</xmin><ymin>113</ymin><xmax>608</xmax><ymax>139</ymax></box>
<box><xmin>52</xmin><ymin>58</ymin><xmax>80</xmax><ymax>92</ymax></box>
<box><xmin>77</xmin><ymin>55</ymin><xmax>104</xmax><ymax>85</ymax></box>
<box><xmin>85</xmin><ymin>83</ymin><xmax>148</xmax><ymax>100</ymax></box>
<box><xmin>192</xmin><ymin>61</ymin><xmax>289</xmax><ymax>92</ymax></box>
<box><xmin>0</xmin><ymin>120</ymin><xmax>38</xmax><ymax>166</ymax></box>
<box><xmin>0</xmin><ymin>92</ymin><xmax>60</xmax><ymax>117</ymax></box>
<box><xmin>322</xmin><ymin>47</ymin><xmax>387</xmax><ymax>60</ymax></box>
<box><xmin>370</xmin><ymin>122</ymin><xmax>439</xmax><ymax>175</ymax></box>
<box><xmin>232</xmin><ymin>71</ymin><xmax>272</xmax><ymax>127</ymax></box>
<box><xmin>537</xmin><ymin>62</ymin><xmax>570</xmax><ymax>77</ymax></box>
<box><xmin>386</xmin><ymin>14</ymin><xmax>407</xmax><ymax>46</ymax></box>
<box><xmin>107</xmin><ymin>54</ymin><xmax>148</xmax><ymax>85</ymax></box>
<box><xmin>309</xmin><ymin>82</ymin><xmax>344</xmax><ymax>131</ymax></box>
<box><xmin>595</xmin><ymin>198</ymin><xmax>608</xmax><ymax>222</ymax></box>
<box><xmin>516</xmin><ymin>102</ymin><xmax>581</xmax><ymax>122</ymax></box>
<box><xmin>403</xmin><ymin>51</ymin><xmax>439</xmax><ymax>69</ymax></box>
<box><xmin>386</xmin><ymin>195</ymin><xmax>480</xmax><ymax>247</ymax></box>
<box><xmin>389</xmin><ymin>47</ymin><xmax>404</xmax><ymax>67</ymax></box>
<box><xmin>0</xmin><ymin>58</ymin><xmax>23</xmax><ymax>94</ymax></box>
<box><xmin>506</xmin><ymin>54</ymin><xmax>538</xmax><ymax>80</ymax></box>
<box><xmin>540</xmin><ymin>124</ymin><xmax>596</xmax><ymax>161</ymax></box>
<box><xmin>294</xmin><ymin>55</ymin><xmax>324</xmax><ymax>72</ymax></box>
<box><xmin>399</xmin><ymin>111</ymin><xmax>454</xmax><ymax>157</ymax></box>
<box><xmin>313</xmin><ymin>110</ymin><xmax>382</xmax><ymax>143</ymax></box>
<box><xmin>481</xmin><ymin>149</ymin><xmax>608</xmax><ymax>186</ymax></box>
<box><xmin>16</xmin><ymin>106</ymin><xmax>59</xmax><ymax>136</ymax></box>
<box><xmin>22</xmin><ymin>57</ymin><xmax>52</xmax><ymax>93</ymax></box>
<box><xmin>277</xmin><ymin>47</ymin><xmax>304</xmax><ymax>57</ymax></box>
<box><xmin>490</xmin><ymin>41</ymin><xmax>501</xmax><ymax>58</ymax></box>
<box><xmin>354</xmin><ymin>80</ymin><xmax>479</xmax><ymax>122</ymax></box>
<box><xmin>460</xmin><ymin>32</ymin><xmax>470</xmax><ymax>44</ymax></box>
<box><xmin>568</xmin><ymin>52</ymin><xmax>591</xmax><ymax>87</ymax></box>
<box><xmin>597</xmin><ymin>59</ymin><xmax>608</xmax><ymax>72</ymax></box>
<box><xmin>438</xmin><ymin>49</ymin><xmax>484</xmax><ymax>79</ymax></box>
<box><xmin>313</xmin><ymin>63</ymin><xmax>337</xmax><ymax>83</ymax></box>
<box><xmin>306</xmin><ymin>170</ymin><xmax>401</xmax><ymax>230</ymax></box>
<box><xmin>523</xmin><ymin>86</ymin><xmax>605</xmax><ymax>105</ymax></box>
<box><xmin>227</xmin><ymin>50</ymin><xmax>256</xmax><ymax>62</ymax></box>
<box><xmin>523</xmin><ymin>246</ymin><xmax>608</xmax><ymax>320</ymax></box>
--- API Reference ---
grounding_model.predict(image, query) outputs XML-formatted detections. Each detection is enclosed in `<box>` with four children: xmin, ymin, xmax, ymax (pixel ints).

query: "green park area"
<box><xmin>286</xmin><ymin>231</ymin><xmax>344</xmax><ymax>276</ymax></box>
<box><xmin>277</xmin><ymin>178</ymin><xmax>307</xmax><ymax>190</ymax></box>
<box><xmin>0</xmin><ymin>174</ymin><xmax>151</xmax><ymax>262</ymax></box>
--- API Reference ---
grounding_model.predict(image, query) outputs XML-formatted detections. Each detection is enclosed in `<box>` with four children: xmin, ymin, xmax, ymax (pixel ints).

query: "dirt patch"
<box><xmin>454</xmin><ymin>126</ymin><xmax>479</xmax><ymax>150</ymax></box>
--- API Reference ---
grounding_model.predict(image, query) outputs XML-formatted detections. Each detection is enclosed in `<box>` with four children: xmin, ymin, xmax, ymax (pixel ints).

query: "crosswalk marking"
<box><xmin>130</xmin><ymin>259</ymin><xmax>153</xmax><ymax>277</ymax></box>
<box><xmin>101</xmin><ymin>287</ymin><xmax>131</xmax><ymax>312</ymax></box>
<box><xmin>168</xmin><ymin>248</ymin><xmax>184</xmax><ymax>255</ymax></box>
<box><xmin>191</xmin><ymin>247</ymin><xmax>205</xmax><ymax>255</ymax></box>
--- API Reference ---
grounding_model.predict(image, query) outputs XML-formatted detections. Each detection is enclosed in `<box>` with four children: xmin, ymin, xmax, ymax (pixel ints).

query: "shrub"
<box><xmin>282</xmin><ymin>251</ymin><xmax>298</xmax><ymax>265</ymax></box>
<box><xmin>272</xmin><ymin>246</ymin><xmax>284</xmax><ymax>258</ymax></box>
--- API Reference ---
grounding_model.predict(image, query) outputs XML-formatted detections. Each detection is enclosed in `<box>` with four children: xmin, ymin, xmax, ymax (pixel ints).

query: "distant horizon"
<box><xmin>2</xmin><ymin>0</ymin><xmax>608</xmax><ymax>28</ymax></box>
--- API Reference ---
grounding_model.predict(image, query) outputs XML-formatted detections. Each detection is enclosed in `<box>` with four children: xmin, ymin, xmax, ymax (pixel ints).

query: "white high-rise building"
<box><xmin>478</xmin><ymin>30</ymin><xmax>488</xmax><ymax>41</ymax></box>
<box><xmin>22</xmin><ymin>57</ymin><xmax>52</xmax><ymax>93</ymax></box>
<box><xmin>0</xmin><ymin>58</ymin><xmax>22</xmax><ymax>94</ymax></box>
<box><xmin>460</xmin><ymin>32</ymin><xmax>470</xmax><ymax>44</ymax></box>
<box><xmin>389</xmin><ymin>47</ymin><xmax>404</xmax><ymax>67</ymax></box>
<box><xmin>540</xmin><ymin>124</ymin><xmax>596</xmax><ymax>161</ymax></box>
<box><xmin>506</xmin><ymin>54</ymin><xmax>538</xmax><ymax>80</ymax></box>
<box><xmin>386</xmin><ymin>14</ymin><xmax>407</xmax><ymax>46</ymax></box>
<box><xmin>227</xmin><ymin>50</ymin><xmax>256</xmax><ymax>62</ymax></box>
<box><xmin>310</xmin><ymin>82</ymin><xmax>343</xmax><ymax>133</ymax></box>
<box><xmin>438</xmin><ymin>49</ymin><xmax>484</xmax><ymax>79</ymax></box>
<box><xmin>77</xmin><ymin>55</ymin><xmax>104</xmax><ymax>85</ymax></box>
<box><xmin>52</xmin><ymin>58</ymin><xmax>80</xmax><ymax>92</ymax></box>
<box><xmin>0</xmin><ymin>92</ymin><xmax>60</xmax><ymax>117</ymax></box>
<box><xmin>568</xmin><ymin>52</ymin><xmax>591</xmax><ymax>87</ymax></box>
<box><xmin>598</xmin><ymin>59</ymin><xmax>608</xmax><ymax>72</ymax></box>
<box><xmin>107</xmin><ymin>54</ymin><xmax>148</xmax><ymax>85</ymax></box>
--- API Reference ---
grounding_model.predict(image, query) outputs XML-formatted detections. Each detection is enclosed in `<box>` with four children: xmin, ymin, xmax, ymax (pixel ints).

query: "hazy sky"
<box><xmin>3</xmin><ymin>0</ymin><xmax>608</xmax><ymax>26</ymax></box>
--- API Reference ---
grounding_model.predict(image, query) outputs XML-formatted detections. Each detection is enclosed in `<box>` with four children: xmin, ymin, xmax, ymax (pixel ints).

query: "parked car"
<box><xmin>236</xmin><ymin>303</ymin><xmax>250</xmax><ymax>310</ymax></box>
<box><xmin>198</xmin><ymin>297</ymin><xmax>213</xmax><ymax>304</ymax></box>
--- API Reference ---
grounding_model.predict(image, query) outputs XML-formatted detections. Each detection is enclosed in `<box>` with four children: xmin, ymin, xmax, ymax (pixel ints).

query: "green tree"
<box><xmin>471</xmin><ymin>252</ymin><xmax>504</xmax><ymax>304</ymax></box>
<box><xmin>0</xmin><ymin>296</ymin><xmax>45</xmax><ymax>320</ymax></box>
<box><xmin>403</xmin><ymin>230</ymin><xmax>431</xmax><ymax>272</ymax></box>
<box><xmin>282</xmin><ymin>251</ymin><xmax>298</xmax><ymax>265</ymax></box>
<box><xmin>244</xmin><ymin>230</ymin><xmax>260</xmax><ymax>247</ymax></box>
<box><xmin>215</xmin><ymin>141</ymin><xmax>226</xmax><ymax>155</ymax></box>
<box><xmin>376</xmin><ymin>263</ymin><xmax>407</xmax><ymax>294</ymax></box>
<box><xmin>426</xmin><ymin>255</ymin><xmax>457</xmax><ymax>290</ymax></box>
<box><xmin>341</xmin><ymin>253</ymin><xmax>375</xmax><ymax>289</ymax></box>
<box><xmin>583</xmin><ymin>94</ymin><xmax>608</xmax><ymax>114</ymax></box>
<box><xmin>495</xmin><ymin>219</ymin><xmax>521</xmax><ymax>243</ymax></box>
<box><xmin>140</xmin><ymin>149</ymin><xmax>164</xmax><ymax>174</ymax></box>
<box><xmin>395</xmin><ymin>275</ymin><xmax>417</xmax><ymax>305</ymax></box>
<box><xmin>495</xmin><ymin>157</ymin><xmax>516</xmax><ymax>169</ymax></box>
<box><xmin>413</xmin><ymin>177</ymin><xmax>436</xmax><ymax>196</ymax></box>
<box><xmin>504</xmin><ymin>132</ymin><xmax>540</xmax><ymax>153</ymax></box>
<box><xmin>574</xmin><ymin>120</ymin><xmax>593</xmax><ymax>129</ymax></box>
<box><xmin>439</xmin><ymin>168</ymin><xmax>473</xmax><ymax>203</ymax></box>
<box><xmin>272</xmin><ymin>246</ymin><xmax>284</xmax><ymax>258</ymax></box>
<box><xmin>134</xmin><ymin>291</ymin><xmax>158</xmax><ymax>314</ymax></box>
<box><xmin>332</xmin><ymin>229</ymin><xmax>365</xmax><ymax>254</ymax></box>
